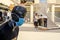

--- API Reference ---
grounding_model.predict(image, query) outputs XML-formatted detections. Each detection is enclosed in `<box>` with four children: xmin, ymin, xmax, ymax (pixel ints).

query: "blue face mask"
<box><xmin>15</xmin><ymin>18</ymin><xmax>25</xmax><ymax>26</ymax></box>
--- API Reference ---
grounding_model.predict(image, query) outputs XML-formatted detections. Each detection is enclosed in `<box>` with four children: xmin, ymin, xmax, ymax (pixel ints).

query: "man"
<box><xmin>0</xmin><ymin>6</ymin><xmax>26</xmax><ymax>40</ymax></box>
<box><xmin>34</xmin><ymin>13</ymin><xmax>39</xmax><ymax>31</ymax></box>
<box><xmin>43</xmin><ymin>15</ymin><xmax>47</xmax><ymax>27</ymax></box>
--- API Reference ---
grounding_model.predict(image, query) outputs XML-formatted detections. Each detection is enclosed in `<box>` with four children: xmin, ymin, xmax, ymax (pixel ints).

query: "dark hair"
<box><xmin>40</xmin><ymin>14</ymin><xmax>42</xmax><ymax>16</ymax></box>
<box><xmin>35</xmin><ymin>13</ymin><xmax>38</xmax><ymax>15</ymax></box>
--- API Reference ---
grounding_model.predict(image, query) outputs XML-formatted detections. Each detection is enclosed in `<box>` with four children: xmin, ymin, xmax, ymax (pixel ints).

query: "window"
<box><xmin>40</xmin><ymin>0</ymin><xmax>47</xmax><ymax>3</ymax></box>
<box><xmin>55</xmin><ymin>7</ymin><xmax>60</xmax><ymax>22</ymax></box>
<box><xmin>21</xmin><ymin>0</ymin><xmax>26</xmax><ymax>4</ymax></box>
<box><xmin>21</xmin><ymin>0</ymin><xmax>34</xmax><ymax>4</ymax></box>
<box><xmin>26</xmin><ymin>0</ymin><xmax>34</xmax><ymax>3</ymax></box>
<box><xmin>25</xmin><ymin>6</ymin><xmax>30</xmax><ymax>23</ymax></box>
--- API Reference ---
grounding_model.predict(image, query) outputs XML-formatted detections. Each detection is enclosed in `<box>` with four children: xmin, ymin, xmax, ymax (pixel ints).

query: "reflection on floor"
<box><xmin>19</xmin><ymin>27</ymin><xmax>60</xmax><ymax>33</ymax></box>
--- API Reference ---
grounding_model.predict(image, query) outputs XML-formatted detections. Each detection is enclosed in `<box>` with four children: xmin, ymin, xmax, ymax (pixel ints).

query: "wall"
<box><xmin>0</xmin><ymin>0</ymin><xmax>14</xmax><ymax>6</ymax></box>
<box><xmin>56</xmin><ymin>0</ymin><xmax>60</xmax><ymax>4</ymax></box>
<box><xmin>47</xmin><ymin>0</ymin><xmax>56</xmax><ymax>3</ymax></box>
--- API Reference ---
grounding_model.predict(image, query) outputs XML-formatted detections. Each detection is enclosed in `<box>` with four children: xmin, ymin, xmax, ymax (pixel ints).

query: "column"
<box><xmin>51</xmin><ymin>5</ymin><xmax>55</xmax><ymax>22</ymax></box>
<box><xmin>20</xmin><ymin>0</ymin><xmax>21</xmax><ymax>3</ymax></box>
<box><xmin>46</xmin><ymin>7</ymin><xmax>50</xmax><ymax>13</ymax></box>
<box><xmin>30</xmin><ymin>5</ymin><xmax>34</xmax><ymax>23</ymax></box>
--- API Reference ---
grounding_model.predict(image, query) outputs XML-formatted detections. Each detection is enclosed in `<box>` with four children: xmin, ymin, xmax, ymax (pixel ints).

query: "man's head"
<box><xmin>11</xmin><ymin>6</ymin><xmax>27</xmax><ymax>26</ymax></box>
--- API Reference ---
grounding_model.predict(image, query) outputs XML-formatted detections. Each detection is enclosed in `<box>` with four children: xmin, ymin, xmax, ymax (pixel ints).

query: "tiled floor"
<box><xmin>17</xmin><ymin>23</ymin><xmax>60</xmax><ymax>40</ymax></box>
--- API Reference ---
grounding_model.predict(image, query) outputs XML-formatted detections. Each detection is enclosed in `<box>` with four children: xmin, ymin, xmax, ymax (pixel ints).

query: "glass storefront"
<box><xmin>25</xmin><ymin>6</ymin><xmax>31</xmax><ymax>23</ymax></box>
<box><xmin>55</xmin><ymin>7</ymin><xmax>60</xmax><ymax>22</ymax></box>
